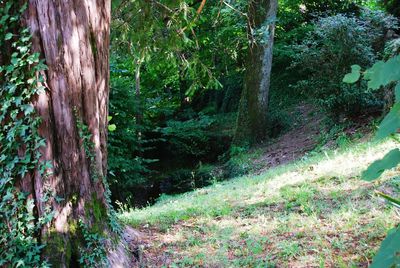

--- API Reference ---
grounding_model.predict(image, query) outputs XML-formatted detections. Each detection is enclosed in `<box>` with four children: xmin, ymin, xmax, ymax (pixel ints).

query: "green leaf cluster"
<box><xmin>0</xmin><ymin>3</ymin><xmax>53</xmax><ymax>267</ymax></box>
<box><xmin>78</xmin><ymin>220</ymin><xmax>108</xmax><ymax>268</ymax></box>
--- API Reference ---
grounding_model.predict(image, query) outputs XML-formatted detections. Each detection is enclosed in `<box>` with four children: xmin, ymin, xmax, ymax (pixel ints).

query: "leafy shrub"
<box><xmin>160</xmin><ymin>115</ymin><xmax>216</xmax><ymax>157</ymax></box>
<box><xmin>291</xmin><ymin>11</ymin><xmax>398</xmax><ymax>119</ymax></box>
<box><xmin>108</xmin><ymin>63</ymin><xmax>156</xmax><ymax>204</ymax></box>
<box><xmin>159</xmin><ymin>113</ymin><xmax>232</xmax><ymax>164</ymax></box>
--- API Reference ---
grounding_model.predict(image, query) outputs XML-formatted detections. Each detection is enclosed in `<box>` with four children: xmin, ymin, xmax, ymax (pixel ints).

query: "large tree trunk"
<box><xmin>233</xmin><ymin>0</ymin><xmax>278</xmax><ymax>146</ymax></box>
<box><xmin>18</xmin><ymin>1</ymin><xmax>132</xmax><ymax>266</ymax></box>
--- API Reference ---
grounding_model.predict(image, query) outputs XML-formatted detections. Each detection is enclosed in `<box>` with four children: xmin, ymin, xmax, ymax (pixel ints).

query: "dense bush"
<box><xmin>269</xmin><ymin>0</ymin><xmax>369</xmax><ymax>132</ymax></box>
<box><xmin>290</xmin><ymin>10</ymin><xmax>398</xmax><ymax>119</ymax></box>
<box><xmin>160</xmin><ymin>115</ymin><xmax>216</xmax><ymax>157</ymax></box>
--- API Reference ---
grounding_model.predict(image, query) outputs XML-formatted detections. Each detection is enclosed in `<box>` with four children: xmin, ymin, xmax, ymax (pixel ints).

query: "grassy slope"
<box><xmin>119</xmin><ymin>139</ymin><xmax>400</xmax><ymax>267</ymax></box>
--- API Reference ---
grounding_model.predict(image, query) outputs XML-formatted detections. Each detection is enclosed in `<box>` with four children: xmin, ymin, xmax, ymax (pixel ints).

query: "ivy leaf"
<box><xmin>5</xmin><ymin>32</ymin><xmax>13</xmax><ymax>40</ymax></box>
<box><xmin>108</xmin><ymin>124</ymin><xmax>117</xmax><ymax>132</ymax></box>
<box><xmin>15</xmin><ymin>260</ymin><xmax>25</xmax><ymax>268</ymax></box>
<box><xmin>376</xmin><ymin>102</ymin><xmax>400</xmax><ymax>140</ymax></box>
<box><xmin>22</xmin><ymin>104</ymin><xmax>34</xmax><ymax>116</ymax></box>
<box><xmin>27</xmin><ymin>53</ymin><xmax>40</xmax><ymax>64</ymax></box>
<box><xmin>362</xmin><ymin>149</ymin><xmax>400</xmax><ymax>181</ymax></box>
<box><xmin>370</xmin><ymin>227</ymin><xmax>400</xmax><ymax>268</ymax></box>
<box><xmin>343</xmin><ymin>65</ymin><xmax>361</xmax><ymax>84</ymax></box>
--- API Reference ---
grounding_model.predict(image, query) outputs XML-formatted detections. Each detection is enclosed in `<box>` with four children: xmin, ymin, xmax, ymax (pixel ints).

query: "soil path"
<box><xmin>252</xmin><ymin>102</ymin><xmax>324</xmax><ymax>174</ymax></box>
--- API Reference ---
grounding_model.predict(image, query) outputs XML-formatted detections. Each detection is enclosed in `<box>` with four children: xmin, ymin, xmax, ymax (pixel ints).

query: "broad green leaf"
<box><xmin>370</xmin><ymin>227</ymin><xmax>400</xmax><ymax>268</ymax></box>
<box><xmin>376</xmin><ymin>103</ymin><xmax>400</xmax><ymax>140</ymax></box>
<box><xmin>107</xmin><ymin>116</ymin><xmax>113</xmax><ymax>122</ymax></box>
<box><xmin>108</xmin><ymin>124</ymin><xmax>117</xmax><ymax>132</ymax></box>
<box><xmin>343</xmin><ymin>65</ymin><xmax>361</xmax><ymax>84</ymax></box>
<box><xmin>362</xmin><ymin>149</ymin><xmax>400</xmax><ymax>181</ymax></box>
<box><xmin>365</xmin><ymin>55</ymin><xmax>400</xmax><ymax>90</ymax></box>
<box><xmin>396</xmin><ymin>83</ymin><xmax>400</xmax><ymax>103</ymax></box>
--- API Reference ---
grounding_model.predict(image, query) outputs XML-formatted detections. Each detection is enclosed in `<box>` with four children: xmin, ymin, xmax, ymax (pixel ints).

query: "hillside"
<box><xmin>119</xmin><ymin>137</ymin><xmax>400</xmax><ymax>267</ymax></box>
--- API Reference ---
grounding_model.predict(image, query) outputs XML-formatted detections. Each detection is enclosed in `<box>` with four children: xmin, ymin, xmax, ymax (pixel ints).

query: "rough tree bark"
<box><xmin>20</xmin><ymin>0</ymin><xmax>132</xmax><ymax>266</ymax></box>
<box><xmin>233</xmin><ymin>0</ymin><xmax>278</xmax><ymax>146</ymax></box>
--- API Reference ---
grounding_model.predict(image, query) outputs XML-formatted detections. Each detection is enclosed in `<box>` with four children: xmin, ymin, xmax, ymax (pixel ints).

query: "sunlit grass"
<box><xmin>119</xmin><ymin>138</ymin><xmax>400</xmax><ymax>266</ymax></box>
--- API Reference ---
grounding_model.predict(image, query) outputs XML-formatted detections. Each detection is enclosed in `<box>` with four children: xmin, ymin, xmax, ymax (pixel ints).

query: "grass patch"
<box><xmin>119</xmin><ymin>139</ymin><xmax>400</xmax><ymax>266</ymax></box>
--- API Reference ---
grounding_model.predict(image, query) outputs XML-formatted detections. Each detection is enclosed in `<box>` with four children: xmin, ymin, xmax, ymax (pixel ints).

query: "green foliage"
<box><xmin>380</xmin><ymin>0</ymin><xmax>400</xmax><ymax>17</ymax></box>
<box><xmin>108</xmin><ymin>0</ymin><xmax>249</xmax><ymax>203</ymax></box>
<box><xmin>75</xmin><ymin>111</ymin><xmax>121</xmax><ymax>234</ymax></box>
<box><xmin>291</xmin><ymin>10</ymin><xmax>397</xmax><ymax>118</ymax></box>
<box><xmin>0</xmin><ymin>3</ymin><xmax>52</xmax><ymax>267</ymax></box>
<box><xmin>343</xmin><ymin>65</ymin><xmax>362</xmax><ymax>84</ymax></box>
<box><xmin>160</xmin><ymin>115</ymin><xmax>215</xmax><ymax>157</ymax></box>
<box><xmin>78</xmin><ymin>220</ymin><xmax>108</xmax><ymax>268</ymax></box>
<box><xmin>108</xmin><ymin>60</ymin><xmax>156</xmax><ymax>203</ymax></box>
<box><xmin>365</xmin><ymin>55</ymin><xmax>400</xmax><ymax>90</ymax></box>
<box><xmin>376</xmin><ymin>102</ymin><xmax>400</xmax><ymax>139</ymax></box>
<box><xmin>272</xmin><ymin>0</ymin><xmax>365</xmax><ymax>94</ymax></box>
<box><xmin>362</xmin><ymin>149</ymin><xmax>400</xmax><ymax>181</ymax></box>
<box><xmin>108</xmin><ymin>116</ymin><xmax>117</xmax><ymax>132</ymax></box>
<box><xmin>111</xmin><ymin>0</ymin><xmax>228</xmax><ymax>97</ymax></box>
<box><xmin>370</xmin><ymin>226</ymin><xmax>400</xmax><ymax>268</ymax></box>
<box><xmin>102</xmin><ymin>174</ymin><xmax>122</xmax><ymax>234</ymax></box>
<box><xmin>1</xmin><ymin>192</ymin><xmax>45</xmax><ymax>267</ymax></box>
<box><xmin>344</xmin><ymin>49</ymin><xmax>400</xmax><ymax>267</ymax></box>
<box><xmin>396</xmin><ymin>83</ymin><xmax>400</xmax><ymax>102</ymax></box>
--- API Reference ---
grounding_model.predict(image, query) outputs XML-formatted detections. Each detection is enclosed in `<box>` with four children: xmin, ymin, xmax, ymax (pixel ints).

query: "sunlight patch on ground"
<box><xmin>119</xmin><ymin>139</ymin><xmax>399</xmax><ymax>266</ymax></box>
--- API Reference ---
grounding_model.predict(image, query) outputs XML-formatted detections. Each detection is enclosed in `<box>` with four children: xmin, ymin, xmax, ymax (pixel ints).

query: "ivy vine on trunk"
<box><xmin>0</xmin><ymin>1</ymin><xmax>57</xmax><ymax>266</ymax></box>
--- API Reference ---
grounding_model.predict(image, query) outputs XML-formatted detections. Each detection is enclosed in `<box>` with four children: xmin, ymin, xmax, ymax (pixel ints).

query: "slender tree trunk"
<box><xmin>135</xmin><ymin>58</ymin><xmax>143</xmax><ymax>127</ymax></box>
<box><xmin>179</xmin><ymin>64</ymin><xmax>188</xmax><ymax>110</ymax></box>
<box><xmin>233</xmin><ymin>0</ymin><xmax>278</xmax><ymax>146</ymax></box>
<box><xmin>21</xmin><ymin>1</ymin><xmax>132</xmax><ymax>266</ymax></box>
